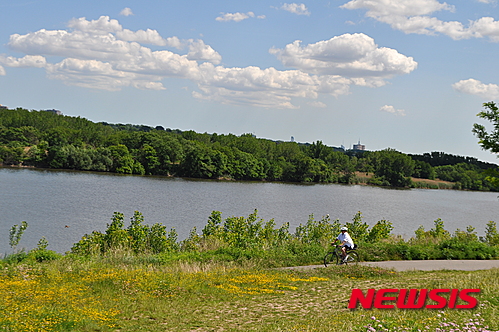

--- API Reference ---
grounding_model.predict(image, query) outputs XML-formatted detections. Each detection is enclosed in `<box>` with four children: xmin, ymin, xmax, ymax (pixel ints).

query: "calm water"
<box><xmin>1</xmin><ymin>167</ymin><xmax>499</xmax><ymax>254</ymax></box>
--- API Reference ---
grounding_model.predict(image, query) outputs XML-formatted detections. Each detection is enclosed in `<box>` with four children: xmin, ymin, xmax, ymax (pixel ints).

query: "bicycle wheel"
<box><xmin>345</xmin><ymin>251</ymin><xmax>360</xmax><ymax>264</ymax></box>
<box><xmin>323</xmin><ymin>252</ymin><xmax>337</xmax><ymax>267</ymax></box>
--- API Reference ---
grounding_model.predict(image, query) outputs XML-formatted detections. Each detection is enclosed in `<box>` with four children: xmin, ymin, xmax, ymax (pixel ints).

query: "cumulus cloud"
<box><xmin>185</xmin><ymin>39</ymin><xmax>222</xmax><ymax>64</ymax></box>
<box><xmin>380</xmin><ymin>105</ymin><xmax>406</xmax><ymax>116</ymax></box>
<box><xmin>67</xmin><ymin>16</ymin><xmax>166</xmax><ymax>46</ymax></box>
<box><xmin>3</xmin><ymin>15</ymin><xmax>415</xmax><ymax>109</ymax></box>
<box><xmin>281</xmin><ymin>3</ymin><xmax>311</xmax><ymax>16</ymax></box>
<box><xmin>269</xmin><ymin>33</ymin><xmax>417</xmax><ymax>83</ymax></box>
<box><xmin>0</xmin><ymin>65</ymin><xmax>5</xmax><ymax>76</ymax></box>
<box><xmin>67</xmin><ymin>16</ymin><xmax>122</xmax><ymax>35</ymax></box>
<box><xmin>216</xmin><ymin>12</ymin><xmax>255</xmax><ymax>22</ymax></box>
<box><xmin>120</xmin><ymin>8</ymin><xmax>134</xmax><ymax>16</ymax></box>
<box><xmin>116</xmin><ymin>28</ymin><xmax>167</xmax><ymax>46</ymax></box>
<box><xmin>0</xmin><ymin>55</ymin><xmax>47</xmax><ymax>68</ymax></box>
<box><xmin>341</xmin><ymin>0</ymin><xmax>499</xmax><ymax>41</ymax></box>
<box><xmin>452</xmin><ymin>78</ymin><xmax>499</xmax><ymax>99</ymax></box>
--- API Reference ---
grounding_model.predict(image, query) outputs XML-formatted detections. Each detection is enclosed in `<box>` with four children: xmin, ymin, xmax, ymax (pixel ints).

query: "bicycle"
<box><xmin>323</xmin><ymin>244</ymin><xmax>360</xmax><ymax>267</ymax></box>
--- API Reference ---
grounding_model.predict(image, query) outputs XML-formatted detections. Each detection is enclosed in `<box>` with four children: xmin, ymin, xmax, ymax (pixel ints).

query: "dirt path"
<box><xmin>280</xmin><ymin>260</ymin><xmax>499</xmax><ymax>271</ymax></box>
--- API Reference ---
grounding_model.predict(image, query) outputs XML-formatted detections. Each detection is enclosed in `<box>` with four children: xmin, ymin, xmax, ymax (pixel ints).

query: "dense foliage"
<box><xmin>1</xmin><ymin>107</ymin><xmax>498</xmax><ymax>190</ymax></box>
<box><xmin>64</xmin><ymin>210</ymin><xmax>499</xmax><ymax>267</ymax></box>
<box><xmin>2</xmin><ymin>209</ymin><xmax>499</xmax><ymax>269</ymax></box>
<box><xmin>1</xmin><ymin>211</ymin><xmax>485</xmax><ymax>270</ymax></box>
<box><xmin>473</xmin><ymin>101</ymin><xmax>499</xmax><ymax>188</ymax></box>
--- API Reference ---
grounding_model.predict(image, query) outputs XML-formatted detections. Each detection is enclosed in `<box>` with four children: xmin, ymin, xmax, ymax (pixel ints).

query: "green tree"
<box><xmin>108</xmin><ymin>144</ymin><xmax>135</xmax><ymax>174</ymax></box>
<box><xmin>178</xmin><ymin>141</ymin><xmax>217</xmax><ymax>178</ymax></box>
<box><xmin>472</xmin><ymin>101</ymin><xmax>499</xmax><ymax>187</ymax></box>
<box><xmin>9</xmin><ymin>221</ymin><xmax>28</xmax><ymax>251</ymax></box>
<box><xmin>413</xmin><ymin>160</ymin><xmax>436</xmax><ymax>179</ymax></box>
<box><xmin>136</xmin><ymin>144</ymin><xmax>160</xmax><ymax>175</ymax></box>
<box><xmin>369</xmin><ymin>149</ymin><xmax>415</xmax><ymax>187</ymax></box>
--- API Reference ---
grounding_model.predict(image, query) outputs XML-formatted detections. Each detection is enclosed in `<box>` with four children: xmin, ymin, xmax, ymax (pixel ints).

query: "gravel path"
<box><xmin>280</xmin><ymin>260</ymin><xmax>499</xmax><ymax>271</ymax></box>
<box><xmin>361</xmin><ymin>260</ymin><xmax>499</xmax><ymax>271</ymax></box>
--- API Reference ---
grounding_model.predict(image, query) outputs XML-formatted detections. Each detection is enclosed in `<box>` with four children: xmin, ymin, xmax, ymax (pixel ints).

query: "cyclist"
<box><xmin>336</xmin><ymin>226</ymin><xmax>355</xmax><ymax>264</ymax></box>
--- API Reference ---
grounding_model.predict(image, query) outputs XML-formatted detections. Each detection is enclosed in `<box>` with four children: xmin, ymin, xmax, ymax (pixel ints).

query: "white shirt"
<box><xmin>337</xmin><ymin>232</ymin><xmax>354</xmax><ymax>248</ymax></box>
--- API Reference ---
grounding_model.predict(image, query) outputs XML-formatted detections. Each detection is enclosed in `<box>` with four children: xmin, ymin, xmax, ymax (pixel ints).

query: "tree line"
<box><xmin>0</xmin><ymin>107</ymin><xmax>498</xmax><ymax>190</ymax></box>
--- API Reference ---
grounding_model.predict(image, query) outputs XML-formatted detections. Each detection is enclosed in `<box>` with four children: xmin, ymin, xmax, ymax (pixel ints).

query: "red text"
<box><xmin>348</xmin><ymin>289</ymin><xmax>480</xmax><ymax>309</ymax></box>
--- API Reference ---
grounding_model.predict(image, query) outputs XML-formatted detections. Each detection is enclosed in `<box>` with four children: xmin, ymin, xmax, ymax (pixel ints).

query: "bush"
<box><xmin>63</xmin><ymin>209</ymin><xmax>499</xmax><ymax>267</ymax></box>
<box><xmin>438</xmin><ymin>238</ymin><xmax>498</xmax><ymax>260</ymax></box>
<box><xmin>28</xmin><ymin>249</ymin><xmax>62</xmax><ymax>262</ymax></box>
<box><xmin>3</xmin><ymin>251</ymin><xmax>28</xmax><ymax>264</ymax></box>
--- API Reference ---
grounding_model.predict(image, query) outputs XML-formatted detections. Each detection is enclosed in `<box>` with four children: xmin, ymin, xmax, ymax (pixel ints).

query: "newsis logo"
<box><xmin>348</xmin><ymin>289</ymin><xmax>480</xmax><ymax>309</ymax></box>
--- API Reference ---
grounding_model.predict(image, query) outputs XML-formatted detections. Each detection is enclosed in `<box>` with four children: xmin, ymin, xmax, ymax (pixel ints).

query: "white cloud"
<box><xmin>165</xmin><ymin>36</ymin><xmax>183</xmax><ymax>49</ymax></box>
<box><xmin>67</xmin><ymin>16</ymin><xmax>166</xmax><ymax>46</ymax></box>
<box><xmin>192</xmin><ymin>63</ymin><xmax>345</xmax><ymax>109</ymax></box>
<box><xmin>46</xmin><ymin>58</ymin><xmax>132</xmax><ymax>91</ymax></box>
<box><xmin>133</xmin><ymin>81</ymin><xmax>166</xmax><ymax>90</ymax></box>
<box><xmin>308</xmin><ymin>101</ymin><xmax>327</xmax><ymax>108</ymax></box>
<box><xmin>281</xmin><ymin>3</ymin><xmax>311</xmax><ymax>16</ymax></box>
<box><xmin>0</xmin><ymin>65</ymin><xmax>5</xmax><ymax>76</ymax></box>
<box><xmin>215</xmin><ymin>12</ymin><xmax>255</xmax><ymax>22</ymax></box>
<box><xmin>341</xmin><ymin>0</ymin><xmax>499</xmax><ymax>41</ymax></box>
<box><xmin>269</xmin><ymin>33</ymin><xmax>417</xmax><ymax>81</ymax></box>
<box><xmin>185</xmin><ymin>39</ymin><xmax>222</xmax><ymax>64</ymax></box>
<box><xmin>120</xmin><ymin>8</ymin><xmax>134</xmax><ymax>16</ymax></box>
<box><xmin>3</xmin><ymin>16</ymin><xmax>415</xmax><ymax>109</ymax></box>
<box><xmin>380</xmin><ymin>105</ymin><xmax>406</xmax><ymax>116</ymax></box>
<box><xmin>452</xmin><ymin>78</ymin><xmax>499</xmax><ymax>99</ymax></box>
<box><xmin>0</xmin><ymin>55</ymin><xmax>47</xmax><ymax>68</ymax></box>
<box><xmin>116</xmin><ymin>28</ymin><xmax>166</xmax><ymax>46</ymax></box>
<box><xmin>68</xmin><ymin>16</ymin><xmax>122</xmax><ymax>35</ymax></box>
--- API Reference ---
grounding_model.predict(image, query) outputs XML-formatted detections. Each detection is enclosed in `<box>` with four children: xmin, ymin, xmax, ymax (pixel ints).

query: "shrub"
<box><xmin>70</xmin><ymin>211</ymin><xmax>178</xmax><ymax>255</ymax></box>
<box><xmin>438</xmin><ymin>238</ymin><xmax>498</xmax><ymax>260</ymax></box>
<box><xmin>295</xmin><ymin>214</ymin><xmax>340</xmax><ymax>246</ymax></box>
<box><xmin>366</xmin><ymin>220</ymin><xmax>394</xmax><ymax>243</ymax></box>
<box><xmin>484</xmin><ymin>220</ymin><xmax>499</xmax><ymax>246</ymax></box>
<box><xmin>28</xmin><ymin>249</ymin><xmax>62</xmax><ymax>263</ymax></box>
<box><xmin>27</xmin><ymin>237</ymin><xmax>62</xmax><ymax>262</ymax></box>
<box><xmin>345</xmin><ymin>211</ymin><xmax>369</xmax><ymax>242</ymax></box>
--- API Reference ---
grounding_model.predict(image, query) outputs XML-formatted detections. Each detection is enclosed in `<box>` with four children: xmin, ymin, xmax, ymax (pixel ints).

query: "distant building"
<box><xmin>291</xmin><ymin>136</ymin><xmax>295</xmax><ymax>142</ymax></box>
<box><xmin>45</xmin><ymin>109</ymin><xmax>62</xmax><ymax>115</ymax></box>
<box><xmin>353</xmin><ymin>140</ymin><xmax>365</xmax><ymax>151</ymax></box>
<box><xmin>0</xmin><ymin>104</ymin><xmax>7</xmax><ymax>109</ymax></box>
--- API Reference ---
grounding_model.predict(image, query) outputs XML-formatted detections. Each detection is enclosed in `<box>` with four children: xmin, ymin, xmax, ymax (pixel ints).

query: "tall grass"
<box><xmin>2</xmin><ymin>210</ymin><xmax>499</xmax><ymax>331</ymax></box>
<box><xmin>1</xmin><ymin>254</ymin><xmax>499</xmax><ymax>331</ymax></box>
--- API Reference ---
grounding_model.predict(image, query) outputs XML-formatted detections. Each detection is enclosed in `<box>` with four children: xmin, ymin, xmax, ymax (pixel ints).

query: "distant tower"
<box><xmin>291</xmin><ymin>136</ymin><xmax>295</xmax><ymax>142</ymax></box>
<box><xmin>353</xmin><ymin>140</ymin><xmax>365</xmax><ymax>151</ymax></box>
<box><xmin>44</xmin><ymin>109</ymin><xmax>62</xmax><ymax>115</ymax></box>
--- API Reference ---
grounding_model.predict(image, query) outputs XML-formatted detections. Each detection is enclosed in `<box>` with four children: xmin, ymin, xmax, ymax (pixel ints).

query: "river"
<box><xmin>1</xmin><ymin>167</ymin><xmax>498</xmax><ymax>254</ymax></box>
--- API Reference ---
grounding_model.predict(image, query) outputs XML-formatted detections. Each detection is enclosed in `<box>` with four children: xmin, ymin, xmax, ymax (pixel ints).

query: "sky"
<box><xmin>1</xmin><ymin>0</ymin><xmax>499</xmax><ymax>164</ymax></box>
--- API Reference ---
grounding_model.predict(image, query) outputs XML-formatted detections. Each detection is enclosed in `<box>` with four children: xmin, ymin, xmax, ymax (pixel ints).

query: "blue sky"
<box><xmin>1</xmin><ymin>0</ymin><xmax>499</xmax><ymax>163</ymax></box>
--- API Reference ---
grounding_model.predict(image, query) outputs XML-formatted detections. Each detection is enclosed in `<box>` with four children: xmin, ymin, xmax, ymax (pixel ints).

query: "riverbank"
<box><xmin>0</xmin><ymin>164</ymin><xmax>466</xmax><ymax>191</ymax></box>
<box><xmin>354</xmin><ymin>171</ymin><xmax>458</xmax><ymax>190</ymax></box>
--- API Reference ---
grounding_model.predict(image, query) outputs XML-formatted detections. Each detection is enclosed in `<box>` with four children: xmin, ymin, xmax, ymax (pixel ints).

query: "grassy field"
<box><xmin>1</xmin><ymin>253</ymin><xmax>499</xmax><ymax>332</ymax></box>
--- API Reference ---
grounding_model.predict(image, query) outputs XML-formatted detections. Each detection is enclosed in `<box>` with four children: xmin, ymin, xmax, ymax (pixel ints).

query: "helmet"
<box><xmin>340</xmin><ymin>227</ymin><xmax>348</xmax><ymax>231</ymax></box>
